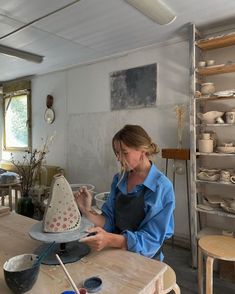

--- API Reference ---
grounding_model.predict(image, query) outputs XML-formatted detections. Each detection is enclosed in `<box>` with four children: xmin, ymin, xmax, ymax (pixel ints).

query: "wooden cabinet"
<box><xmin>189</xmin><ymin>24</ymin><xmax>235</xmax><ymax>267</ymax></box>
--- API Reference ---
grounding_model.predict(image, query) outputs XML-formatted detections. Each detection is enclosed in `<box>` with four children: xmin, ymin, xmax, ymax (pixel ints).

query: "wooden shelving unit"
<box><xmin>189</xmin><ymin>24</ymin><xmax>235</xmax><ymax>267</ymax></box>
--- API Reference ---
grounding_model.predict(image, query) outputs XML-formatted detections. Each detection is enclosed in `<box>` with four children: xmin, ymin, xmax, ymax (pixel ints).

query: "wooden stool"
<box><xmin>162</xmin><ymin>264</ymin><xmax>181</xmax><ymax>294</ymax></box>
<box><xmin>198</xmin><ymin>235</ymin><xmax>235</xmax><ymax>294</ymax></box>
<box><xmin>0</xmin><ymin>182</ymin><xmax>21</xmax><ymax>211</ymax></box>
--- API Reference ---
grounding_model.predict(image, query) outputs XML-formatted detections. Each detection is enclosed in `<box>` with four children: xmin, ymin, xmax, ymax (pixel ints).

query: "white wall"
<box><xmin>2</xmin><ymin>40</ymin><xmax>191</xmax><ymax>239</ymax></box>
<box><xmin>66</xmin><ymin>41</ymin><xmax>190</xmax><ymax>239</ymax></box>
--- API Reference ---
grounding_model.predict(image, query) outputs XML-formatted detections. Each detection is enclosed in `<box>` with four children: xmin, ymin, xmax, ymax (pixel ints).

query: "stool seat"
<box><xmin>198</xmin><ymin>235</ymin><xmax>235</xmax><ymax>294</ymax></box>
<box><xmin>199</xmin><ymin>235</ymin><xmax>235</xmax><ymax>261</ymax></box>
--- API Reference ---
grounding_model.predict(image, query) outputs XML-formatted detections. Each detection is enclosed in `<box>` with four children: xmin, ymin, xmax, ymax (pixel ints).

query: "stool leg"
<box><xmin>9</xmin><ymin>186</ymin><xmax>13</xmax><ymax>211</ymax></box>
<box><xmin>173</xmin><ymin>284</ymin><xmax>181</xmax><ymax>294</ymax></box>
<box><xmin>206</xmin><ymin>256</ymin><xmax>214</xmax><ymax>294</ymax></box>
<box><xmin>1</xmin><ymin>191</ymin><xmax>5</xmax><ymax>206</ymax></box>
<box><xmin>198</xmin><ymin>247</ymin><xmax>203</xmax><ymax>294</ymax></box>
<box><xmin>15</xmin><ymin>189</ymin><xmax>19</xmax><ymax>212</ymax></box>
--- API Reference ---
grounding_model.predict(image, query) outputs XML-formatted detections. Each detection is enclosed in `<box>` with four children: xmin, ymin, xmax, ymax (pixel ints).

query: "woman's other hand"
<box><xmin>79</xmin><ymin>227</ymin><xmax>110</xmax><ymax>251</ymax></box>
<box><xmin>79</xmin><ymin>227</ymin><xmax>127</xmax><ymax>251</ymax></box>
<box><xmin>74</xmin><ymin>186</ymin><xmax>92</xmax><ymax>214</ymax></box>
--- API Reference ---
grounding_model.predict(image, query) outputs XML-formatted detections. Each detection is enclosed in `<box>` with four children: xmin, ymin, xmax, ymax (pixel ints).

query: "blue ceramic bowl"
<box><xmin>3</xmin><ymin>254</ymin><xmax>40</xmax><ymax>294</ymax></box>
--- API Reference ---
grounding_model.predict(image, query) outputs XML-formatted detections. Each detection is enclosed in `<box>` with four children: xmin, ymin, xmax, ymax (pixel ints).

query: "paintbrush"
<box><xmin>33</xmin><ymin>241</ymin><xmax>56</xmax><ymax>267</ymax></box>
<box><xmin>55</xmin><ymin>254</ymin><xmax>80</xmax><ymax>294</ymax></box>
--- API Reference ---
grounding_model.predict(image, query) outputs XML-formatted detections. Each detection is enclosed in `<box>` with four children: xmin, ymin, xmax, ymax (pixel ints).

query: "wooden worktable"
<box><xmin>0</xmin><ymin>213</ymin><xmax>167</xmax><ymax>293</ymax></box>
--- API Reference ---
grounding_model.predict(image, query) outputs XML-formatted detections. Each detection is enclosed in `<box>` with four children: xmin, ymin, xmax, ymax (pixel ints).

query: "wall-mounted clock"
<box><xmin>44</xmin><ymin>95</ymin><xmax>55</xmax><ymax>124</ymax></box>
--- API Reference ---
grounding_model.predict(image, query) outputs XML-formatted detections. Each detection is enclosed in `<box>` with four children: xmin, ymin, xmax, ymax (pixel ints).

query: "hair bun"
<box><xmin>150</xmin><ymin>142</ymin><xmax>159</xmax><ymax>155</ymax></box>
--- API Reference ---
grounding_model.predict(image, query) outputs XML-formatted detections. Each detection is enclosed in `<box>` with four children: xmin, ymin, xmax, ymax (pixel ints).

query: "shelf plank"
<box><xmin>196</xmin><ymin>123</ymin><xmax>235</xmax><ymax>127</ymax></box>
<box><xmin>197</xmin><ymin>63</ymin><xmax>235</xmax><ymax>76</ymax></box>
<box><xmin>195</xmin><ymin>95</ymin><xmax>235</xmax><ymax>101</ymax></box>
<box><xmin>196</xmin><ymin>179</ymin><xmax>235</xmax><ymax>186</ymax></box>
<box><xmin>196</xmin><ymin>33</ymin><xmax>235</xmax><ymax>50</ymax></box>
<box><xmin>196</xmin><ymin>207</ymin><xmax>235</xmax><ymax>218</ymax></box>
<box><xmin>196</xmin><ymin>152</ymin><xmax>235</xmax><ymax>156</ymax></box>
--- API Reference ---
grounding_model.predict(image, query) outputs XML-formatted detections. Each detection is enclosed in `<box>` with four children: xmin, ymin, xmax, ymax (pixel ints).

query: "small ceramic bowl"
<box><xmin>197</xmin><ymin>172</ymin><xmax>220</xmax><ymax>182</ymax></box>
<box><xmin>3</xmin><ymin>254</ymin><xmax>40</xmax><ymax>294</ymax></box>
<box><xmin>221</xmin><ymin>142</ymin><xmax>233</xmax><ymax>147</ymax></box>
<box><xmin>206</xmin><ymin>60</ymin><xmax>215</xmax><ymax>66</ymax></box>
<box><xmin>70</xmin><ymin>184</ymin><xmax>95</xmax><ymax>194</ymax></box>
<box><xmin>198</xmin><ymin>61</ymin><xmax>206</xmax><ymax>67</ymax></box>
<box><xmin>94</xmin><ymin>192</ymin><xmax>110</xmax><ymax>210</ymax></box>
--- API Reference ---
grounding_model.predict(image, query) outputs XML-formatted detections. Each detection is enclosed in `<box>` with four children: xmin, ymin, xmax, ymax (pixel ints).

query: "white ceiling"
<box><xmin>1</xmin><ymin>0</ymin><xmax>235</xmax><ymax>82</ymax></box>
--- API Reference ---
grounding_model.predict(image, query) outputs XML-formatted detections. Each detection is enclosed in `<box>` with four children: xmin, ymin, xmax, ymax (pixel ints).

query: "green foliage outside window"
<box><xmin>5</xmin><ymin>95</ymin><xmax>28</xmax><ymax>148</ymax></box>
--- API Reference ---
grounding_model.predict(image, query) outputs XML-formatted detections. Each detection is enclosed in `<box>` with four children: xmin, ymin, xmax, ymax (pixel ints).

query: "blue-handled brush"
<box><xmin>33</xmin><ymin>241</ymin><xmax>56</xmax><ymax>267</ymax></box>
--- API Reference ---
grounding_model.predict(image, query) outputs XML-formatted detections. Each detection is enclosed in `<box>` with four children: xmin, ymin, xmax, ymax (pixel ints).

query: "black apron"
<box><xmin>114</xmin><ymin>187</ymin><xmax>164</xmax><ymax>259</ymax></box>
<box><xmin>114</xmin><ymin>188</ymin><xmax>145</xmax><ymax>233</ymax></box>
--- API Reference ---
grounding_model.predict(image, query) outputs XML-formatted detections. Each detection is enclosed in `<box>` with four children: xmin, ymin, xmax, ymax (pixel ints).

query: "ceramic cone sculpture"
<box><xmin>43</xmin><ymin>174</ymin><xmax>81</xmax><ymax>233</ymax></box>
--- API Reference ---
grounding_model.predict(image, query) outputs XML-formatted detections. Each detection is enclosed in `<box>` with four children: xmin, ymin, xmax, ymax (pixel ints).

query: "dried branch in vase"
<box><xmin>11</xmin><ymin>134</ymin><xmax>55</xmax><ymax>197</ymax></box>
<box><xmin>174</xmin><ymin>105</ymin><xmax>186</xmax><ymax>149</ymax></box>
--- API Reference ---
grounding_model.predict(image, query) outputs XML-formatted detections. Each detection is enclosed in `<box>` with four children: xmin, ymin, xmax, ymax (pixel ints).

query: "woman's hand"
<box><xmin>79</xmin><ymin>227</ymin><xmax>110</xmax><ymax>251</ymax></box>
<box><xmin>74</xmin><ymin>186</ymin><xmax>92</xmax><ymax>215</ymax></box>
<box><xmin>80</xmin><ymin>227</ymin><xmax>127</xmax><ymax>252</ymax></box>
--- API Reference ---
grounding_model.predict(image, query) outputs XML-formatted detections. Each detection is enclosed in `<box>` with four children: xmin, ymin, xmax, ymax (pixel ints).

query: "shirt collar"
<box><xmin>116</xmin><ymin>163</ymin><xmax>161</xmax><ymax>193</ymax></box>
<box><xmin>142</xmin><ymin>163</ymin><xmax>159</xmax><ymax>192</ymax></box>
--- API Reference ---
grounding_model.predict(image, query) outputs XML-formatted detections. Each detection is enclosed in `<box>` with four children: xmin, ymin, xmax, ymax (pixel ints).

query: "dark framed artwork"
<box><xmin>110</xmin><ymin>63</ymin><xmax>157</xmax><ymax>110</ymax></box>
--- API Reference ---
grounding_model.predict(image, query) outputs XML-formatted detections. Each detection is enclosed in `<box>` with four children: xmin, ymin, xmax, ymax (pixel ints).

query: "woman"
<box><xmin>75</xmin><ymin>124</ymin><xmax>175</xmax><ymax>260</ymax></box>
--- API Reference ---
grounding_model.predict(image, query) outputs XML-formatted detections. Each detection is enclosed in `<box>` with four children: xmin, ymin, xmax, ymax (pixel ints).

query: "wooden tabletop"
<box><xmin>0</xmin><ymin>213</ymin><xmax>167</xmax><ymax>293</ymax></box>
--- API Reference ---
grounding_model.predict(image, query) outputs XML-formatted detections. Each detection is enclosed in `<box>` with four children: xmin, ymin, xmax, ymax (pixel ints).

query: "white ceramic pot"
<box><xmin>198</xmin><ymin>139</ymin><xmax>213</xmax><ymax>153</ymax></box>
<box><xmin>201</xmin><ymin>83</ymin><xmax>215</xmax><ymax>95</ymax></box>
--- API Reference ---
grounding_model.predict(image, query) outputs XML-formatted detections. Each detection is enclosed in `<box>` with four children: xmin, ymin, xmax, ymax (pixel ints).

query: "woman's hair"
<box><xmin>112</xmin><ymin>124</ymin><xmax>159</xmax><ymax>157</ymax></box>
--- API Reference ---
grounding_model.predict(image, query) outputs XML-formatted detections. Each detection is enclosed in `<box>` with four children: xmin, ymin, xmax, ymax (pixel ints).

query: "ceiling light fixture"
<box><xmin>125</xmin><ymin>0</ymin><xmax>176</xmax><ymax>25</ymax></box>
<box><xmin>0</xmin><ymin>44</ymin><xmax>44</xmax><ymax>63</ymax></box>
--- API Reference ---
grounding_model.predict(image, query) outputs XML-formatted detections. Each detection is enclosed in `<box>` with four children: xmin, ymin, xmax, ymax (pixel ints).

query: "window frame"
<box><xmin>3</xmin><ymin>87</ymin><xmax>32</xmax><ymax>152</ymax></box>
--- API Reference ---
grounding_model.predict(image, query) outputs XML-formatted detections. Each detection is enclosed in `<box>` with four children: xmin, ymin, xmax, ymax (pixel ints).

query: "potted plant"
<box><xmin>11</xmin><ymin>135</ymin><xmax>55</xmax><ymax>218</ymax></box>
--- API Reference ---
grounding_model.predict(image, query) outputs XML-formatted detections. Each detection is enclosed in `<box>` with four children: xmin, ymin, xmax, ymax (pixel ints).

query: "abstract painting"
<box><xmin>110</xmin><ymin>63</ymin><xmax>157</xmax><ymax>110</ymax></box>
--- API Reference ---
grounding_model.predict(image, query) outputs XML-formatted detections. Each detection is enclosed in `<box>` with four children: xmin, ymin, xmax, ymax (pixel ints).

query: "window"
<box><xmin>3</xmin><ymin>80</ymin><xmax>31</xmax><ymax>151</ymax></box>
